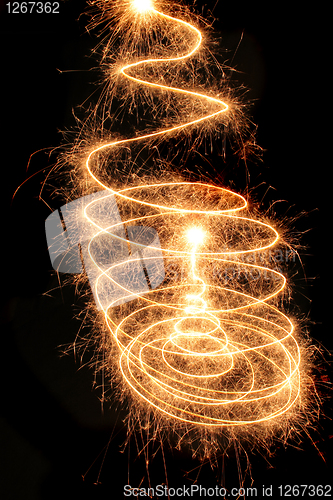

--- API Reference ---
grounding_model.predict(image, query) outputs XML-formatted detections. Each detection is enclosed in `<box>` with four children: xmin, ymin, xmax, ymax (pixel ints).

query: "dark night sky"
<box><xmin>1</xmin><ymin>1</ymin><xmax>331</xmax><ymax>499</ymax></box>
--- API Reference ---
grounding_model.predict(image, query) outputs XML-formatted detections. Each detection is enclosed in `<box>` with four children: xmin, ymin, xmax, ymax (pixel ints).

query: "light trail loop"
<box><xmin>85</xmin><ymin>3</ymin><xmax>228</xmax><ymax>192</ymax></box>
<box><xmin>81</xmin><ymin>2</ymin><xmax>300</xmax><ymax>428</ymax></box>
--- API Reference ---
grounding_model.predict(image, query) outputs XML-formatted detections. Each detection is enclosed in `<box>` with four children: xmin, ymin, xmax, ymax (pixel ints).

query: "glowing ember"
<box><xmin>131</xmin><ymin>0</ymin><xmax>154</xmax><ymax>13</ymax></box>
<box><xmin>187</xmin><ymin>227</ymin><xmax>205</xmax><ymax>246</ymax></box>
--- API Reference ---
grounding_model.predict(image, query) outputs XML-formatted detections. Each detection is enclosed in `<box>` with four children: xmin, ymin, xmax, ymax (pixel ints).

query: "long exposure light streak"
<box><xmin>85</xmin><ymin>3</ymin><xmax>228</xmax><ymax>191</ymax></box>
<box><xmin>57</xmin><ymin>0</ymin><xmax>305</xmax><ymax>435</ymax></box>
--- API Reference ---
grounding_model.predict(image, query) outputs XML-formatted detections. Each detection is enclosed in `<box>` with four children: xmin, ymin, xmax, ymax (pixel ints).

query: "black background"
<box><xmin>1</xmin><ymin>1</ymin><xmax>331</xmax><ymax>499</ymax></box>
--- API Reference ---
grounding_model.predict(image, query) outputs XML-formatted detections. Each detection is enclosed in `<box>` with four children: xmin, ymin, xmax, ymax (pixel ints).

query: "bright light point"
<box><xmin>132</xmin><ymin>0</ymin><xmax>154</xmax><ymax>13</ymax></box>
<box><xmin>187</xmin><ymin>227</ymin><xmax>205</xmax><ymax>245</ymax></box>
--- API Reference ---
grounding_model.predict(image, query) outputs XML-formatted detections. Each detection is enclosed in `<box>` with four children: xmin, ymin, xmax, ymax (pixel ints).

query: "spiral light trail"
<box><xmin>81</xmin><ymin>0</ymin><xmax>301</xmax><ymax>428</ymax></box>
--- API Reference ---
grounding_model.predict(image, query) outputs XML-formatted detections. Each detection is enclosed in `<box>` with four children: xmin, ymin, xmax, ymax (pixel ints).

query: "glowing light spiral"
<box><xmin>81</xmin><ymin>0</ymin><xmax>300</xmax><ymax>428</ymax></box>
<box><xmin>84</xmin><ymin>183</ymin><xmax>300</xmax><ymax>426</ymax></box>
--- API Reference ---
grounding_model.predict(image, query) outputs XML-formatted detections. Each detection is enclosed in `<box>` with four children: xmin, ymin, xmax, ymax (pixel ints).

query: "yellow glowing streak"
<box><xmin>186</xmin><ymin>227</ymin><xmax>206</xmax><ymax>315</ymax></box>
<box><xmin>80</xmin><ymin>3</ymin><xmax>301</xmax><ymax>428</ymax></box>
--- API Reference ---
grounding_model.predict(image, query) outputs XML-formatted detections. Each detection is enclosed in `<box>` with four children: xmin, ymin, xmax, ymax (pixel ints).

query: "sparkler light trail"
<box><xmin>47</xmin><ymin>0</ymin><xmax>312</xmax><ymax>454</ymax></box>
<box><xmin>82</xmin><ymin>181</ymin><xmax>300</xmax><ymax>428</ymax></box>
<box><xmin>84</xmin><ymin>1</ymin><xmax>229</xmax><ymax>191</ymax></box>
